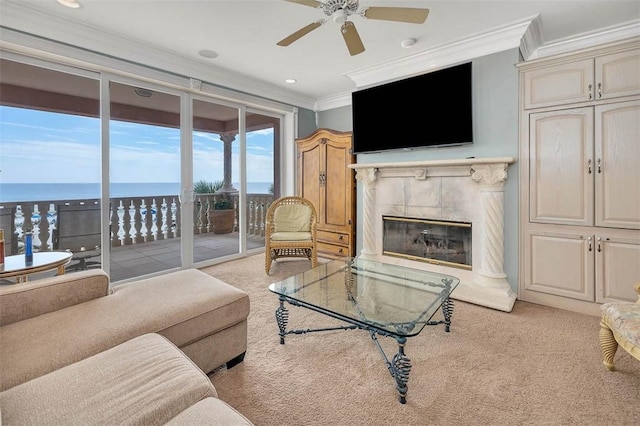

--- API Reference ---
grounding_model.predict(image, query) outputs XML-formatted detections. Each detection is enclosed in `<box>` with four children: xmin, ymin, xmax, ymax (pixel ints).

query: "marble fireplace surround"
<box><xmin>349</xmin><ymin>157</ymin><xmax>516</xmax><ymax>312</ymax></box>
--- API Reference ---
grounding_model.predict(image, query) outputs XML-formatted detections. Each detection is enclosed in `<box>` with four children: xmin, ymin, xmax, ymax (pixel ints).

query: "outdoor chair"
<box><xmin>264</xmin><ymin>196</ymin><xmax>318</xmax><ymax>274</ymax></box>
<box><xmin>53</xmin><ymin>202</ymin><xmax>102</xmax><ymax>271</ymax></box>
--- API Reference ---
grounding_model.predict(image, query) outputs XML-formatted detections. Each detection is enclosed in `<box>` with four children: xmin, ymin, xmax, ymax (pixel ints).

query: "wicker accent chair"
<box><xmin>264</xmin><ymin>196</ymin><xmax>318</xmax><ymax>274</ymax></box>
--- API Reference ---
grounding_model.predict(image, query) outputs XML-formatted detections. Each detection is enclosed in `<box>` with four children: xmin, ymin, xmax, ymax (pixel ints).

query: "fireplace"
<box><xmin>349</xmin><ymin>157</ymin><xmax>517</xmax><ymax>312</ymax></box>
<box><xmin>383</xmin><ymin>216</ymin><xmax>472</xmax><ymax>270</ymax></box>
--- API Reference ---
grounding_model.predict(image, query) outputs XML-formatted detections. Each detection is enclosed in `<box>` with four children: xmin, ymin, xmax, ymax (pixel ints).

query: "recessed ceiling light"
<box><xmin>285</xmin><ymin>78</ymin><xmax>297</xmax><ymax>84</ymax></box>
<box><xmin>57</xmin><ymin>0</ymin><xmax>81</xmax><ymax>9</ymax></box>
<box><xmin>401</xmin><ymin>38</ymin><xmax>416</xmax><ymax>48</ymax></box>
<box><xmin>198</xmin><ymin>49</ymin><xmax>218</xmax><ymax>59</ymax></box>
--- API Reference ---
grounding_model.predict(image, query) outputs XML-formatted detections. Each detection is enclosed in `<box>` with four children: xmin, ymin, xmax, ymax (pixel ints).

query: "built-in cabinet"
<box><xmin>296</xmin><ymin>128</ymin><xmax>356</xmax><ymax>259</ymax></box>
<box><xmin>519</xmin><ymin>39</ymin><xmax>640</xmax><ymax>314</ymax></box>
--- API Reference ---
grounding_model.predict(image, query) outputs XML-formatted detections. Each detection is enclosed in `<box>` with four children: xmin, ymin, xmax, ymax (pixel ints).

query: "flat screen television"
<box><xmin>352</xmin><ymin>62</ymin><xmax>473</xmax><ymax>154</ymax></box>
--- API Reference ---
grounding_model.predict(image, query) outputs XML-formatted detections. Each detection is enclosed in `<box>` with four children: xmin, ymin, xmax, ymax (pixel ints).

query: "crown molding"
<box><xmin>0</xmin><ymin>2</ymin><xmax>317</xmax><ymax>111</ymax></box>
<box><xmin>519</xmin><ymin>15</ymin><xmax>543</xmax><ymax>60</ymax></box>
<box><xmin>345</xmin><ymin>16</ymin><xmax>536</xmax><ymax>90</ymax></box>
<box><xmin>315</xmin><ymin>92</ymin><xmax>352</xmax><ymax>111</ymax></box>
<box><xmin>530</xmin><ymin>19</ymin><xmax>640</xmax><ymax>59</ymax></box>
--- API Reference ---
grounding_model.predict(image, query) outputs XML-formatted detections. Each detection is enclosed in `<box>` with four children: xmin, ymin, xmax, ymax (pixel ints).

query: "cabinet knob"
<box><xmin>588</xmin><ymin>84</ymin><xmax>592</xmax><ymax>100</ymax></box>
<box><xmin>587</xmin><ymin>236</ymin><xmax>592</xmax><ymax>252</ymax></box>
<box><xmin>587</xmin><ymin>159</ymin><xmax>592</xmax><ymax>174</ymax></box>
<box><xmin>597</xmin><ymin>158</ymin><xmax>602</xmax><ymax>174</ymax></box>
<box><xmin>597</xmin><ymin>82</ymin><xmax>602</xmax><ymax>98</ymax></box>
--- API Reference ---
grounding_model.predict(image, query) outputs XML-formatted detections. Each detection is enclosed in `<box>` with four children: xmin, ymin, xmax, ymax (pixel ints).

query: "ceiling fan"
<box><xmin>277</xmin><ymin>0</ymin><xmax>429</xmax><ymax>56</ymax></box>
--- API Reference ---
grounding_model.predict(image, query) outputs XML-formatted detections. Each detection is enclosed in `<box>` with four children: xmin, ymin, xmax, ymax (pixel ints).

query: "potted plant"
<box><xmin>210</xmin><ymin>197</ymin><xmax>235</xmax><ymax>234</ymax></box>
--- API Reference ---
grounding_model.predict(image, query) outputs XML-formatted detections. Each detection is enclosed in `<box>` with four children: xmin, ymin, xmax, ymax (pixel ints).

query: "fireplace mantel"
<box><xmin>349</xmin><ymin>157</ymin><xmax>516</xmax><ymax>312</ymax></box>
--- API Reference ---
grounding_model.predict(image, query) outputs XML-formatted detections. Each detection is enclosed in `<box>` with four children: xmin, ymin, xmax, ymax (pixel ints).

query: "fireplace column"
<box><xmin>355</xmin><ymin>167</ymin><xmax>377</xmax><ymax>258</ymax></box>
<box><xmin>469</xmin><ymin>163</ymin><xmax>516</xmax><ymax>311</ymax></box>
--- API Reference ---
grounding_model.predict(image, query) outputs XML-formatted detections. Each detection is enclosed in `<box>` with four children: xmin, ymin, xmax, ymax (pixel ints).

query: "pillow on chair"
<box><xmin>273</xmin><ymin>204</ymin><xmax>312</xmax><ymax>232</ymax></box>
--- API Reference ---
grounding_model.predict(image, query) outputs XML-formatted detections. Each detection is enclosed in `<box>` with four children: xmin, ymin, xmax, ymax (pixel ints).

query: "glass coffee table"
<box><xmin>268</xmin><ymin>257</ymin><xmax>459</xmax><ymax>404</ymax></box>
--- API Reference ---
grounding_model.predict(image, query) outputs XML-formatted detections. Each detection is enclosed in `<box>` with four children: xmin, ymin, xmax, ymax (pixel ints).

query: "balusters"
<box><xmin>116</xmin><ymin>201</ymin><xmax>126</xmax><ymax>246</ymax></box>
<box><xmin>139</xmin><ymin>199</ymin><xmax>149</xmax><ymax>242</ymax></box>
<box><xmin>127</xmin><ymin>201</ymin><xmax>138</xmax><ymax>243</ymax></box>
<box><xmin>160</xmin><ymin>198</ymin><xmax>169</xmax><ymax>239</ymax></box>
<box><xmin>170</xmin><ymin>198</ymin><xmax>178</xmax><ymax>238</ymax></box>
<box><xmin>47</xmin><ymin>204</ymin><xmax>56</xmax><ymax>251</ymax></box>
<box><xmin>150</xmin><ymin>199</ymin><xmax>159</xmax><ymax>240</ymax></box>
<box><xmin>14</xmin><ymin>206</ymin><xmax>25</xmax><ymax>252</ymax></box>
<box><xmin>31</xmin><ymin>204</ymin><xmax>42</xmax><ymax>252</ymax></box>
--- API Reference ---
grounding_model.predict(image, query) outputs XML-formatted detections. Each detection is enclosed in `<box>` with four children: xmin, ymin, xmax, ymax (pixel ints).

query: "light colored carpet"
<box><xmin>202</xmin><ymin>255</ymin><xmax>640</xmax><ymax>426</ymax></box>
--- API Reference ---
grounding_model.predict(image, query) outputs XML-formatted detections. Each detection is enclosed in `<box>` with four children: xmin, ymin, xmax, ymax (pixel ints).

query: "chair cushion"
<box><xmin>601</xmin><ymin>302</ymin><xmax>640</xmax><ymax>347</ymax></box>
<box><xmin>270</xmin><ymin>231</ymin><xmax>312</xmax><ymax>242</ymax></box>
<box><xmin>273</xmin><ymin>204</ymin><xmax>312</xmax><ymax>232</ymax></box>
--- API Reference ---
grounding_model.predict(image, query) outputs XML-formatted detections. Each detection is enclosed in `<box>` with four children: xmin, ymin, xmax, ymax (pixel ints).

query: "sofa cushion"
<box><xmin>165</xmin><ymin>397</ymin><xmax>254</xmax><ymax>425</ymax></box>
<box><xmin>0</xmin><ymin>268</ymin><xmax>249</xmax><ymax>391</ymax></box>
<box><xmin>0</xmin><ymin>333</ymin><xmax>217</xmax><ymax>425</ymax></box>
<box><xmin>0</xmin><ymin>270</ymin><xmax>110</xmax><ymax>326</ymax></box>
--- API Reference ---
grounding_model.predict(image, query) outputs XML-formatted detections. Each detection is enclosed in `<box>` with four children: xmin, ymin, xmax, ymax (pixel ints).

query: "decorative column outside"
<box><xmin>470</xmin><ymin>163</ymin><xmax>516</xmax><ymax>311</ymax></box>
<box><xmin>355</xmin><ymin>167</ymin><xmax>377</xmax><ymax>258</ymax></box>
<box><xmin>218</xmin><ymin>133</ymin><xmax>238</xmax><ymax>195</ymax></box>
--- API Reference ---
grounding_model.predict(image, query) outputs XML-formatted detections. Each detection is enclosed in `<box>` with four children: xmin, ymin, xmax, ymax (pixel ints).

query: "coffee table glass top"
<box><xmin>268</xmin><ymin>257</ymin><xmax>459</xmax><ymax>337</ymax></box>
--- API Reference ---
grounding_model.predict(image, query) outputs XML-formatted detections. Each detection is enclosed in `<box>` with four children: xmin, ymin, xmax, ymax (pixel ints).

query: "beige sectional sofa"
<box><xmin>0</xmin><ymin>268</ymin><xmax>253</xmax><ymax>424</ymax></box>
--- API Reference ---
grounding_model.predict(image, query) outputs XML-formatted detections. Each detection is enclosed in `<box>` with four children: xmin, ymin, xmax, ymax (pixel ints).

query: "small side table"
<box><xmin>0</xmin><ymin>251</ymin><xmax>73</xmax><ymax>283</ymax></box>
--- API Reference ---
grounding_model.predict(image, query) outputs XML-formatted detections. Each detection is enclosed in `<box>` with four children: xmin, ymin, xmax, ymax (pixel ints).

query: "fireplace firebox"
<box><xmin>382</xmin><ymin>216</ymin><xmax>472</xmax><ymax>270</ymax></box>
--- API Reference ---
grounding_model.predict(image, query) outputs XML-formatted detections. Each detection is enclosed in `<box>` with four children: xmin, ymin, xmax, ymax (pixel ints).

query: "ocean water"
<box><xmin>0</xmin><ymin>182</ymin><xmax>272</xmax><ymax>203</ymax></box>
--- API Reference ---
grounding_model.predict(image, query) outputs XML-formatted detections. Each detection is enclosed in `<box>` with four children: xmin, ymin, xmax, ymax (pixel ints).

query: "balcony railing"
<box><xmin>0</xmin><ymin>193</ymin><xmax>274</xmax><ymax>255</ymax></box>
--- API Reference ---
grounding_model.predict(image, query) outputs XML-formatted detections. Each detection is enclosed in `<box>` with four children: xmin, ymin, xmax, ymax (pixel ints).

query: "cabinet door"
<box><xmin>525</xmin><ymin>230</ymin><xmax>595</xmax><ymax>301</ymax></box>
<box><xmin>523</xmin><ymin>59</ymin><xmax>594</xmax><ymax>109</ymax></box>
<box><xmin>297</xmin><ymin>141</ymin><xmax>323</xmax><ymax>222</ymax></box>
<box><xmin>595</xmin><ymin>100</ymin><xmax>640</xmax><ymax>229</ymax></box>
<box><xmin>529</xmin><ymin>108</ymin><xmax>594</xmax><ymax>226</ymax></box>
<box><xmin>596</xmin><ymin>235</ymin><xmax>640</xmax><ymax>303</ymax></box>
<box><xmin>595</xmin><ymin>49</ymin><xmax>640</xmax><ymax>100</ymax></box>
<box><xmin>323</xmin><ymin>140</ymin><xmax>352</xmax><ymax>232</ymax></box>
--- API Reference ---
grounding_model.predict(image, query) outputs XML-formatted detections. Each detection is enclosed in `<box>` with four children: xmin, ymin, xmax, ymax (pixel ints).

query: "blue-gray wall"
<box><xmin>296</xmin><ymin>107</ymin><xmax>317</xmax><ymax>139</ymax></box>
<box><xmin>316</xmin><ymin>48</ymin><xmax>521</xmax><ymax>292</ymax></box>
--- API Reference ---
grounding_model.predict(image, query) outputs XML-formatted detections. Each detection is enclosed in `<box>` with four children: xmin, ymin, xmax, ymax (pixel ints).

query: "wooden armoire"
<box><xmin>296</xmin><ymin>128</ymin><xmax>356</xmax><ymax>259</ymax></box>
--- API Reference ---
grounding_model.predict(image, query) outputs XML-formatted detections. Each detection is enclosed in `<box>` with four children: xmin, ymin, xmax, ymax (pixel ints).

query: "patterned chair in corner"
<box><xmin>599</xmin><ymin>282</ymin><xmax>640</xmax><ymax>370</ymax></box>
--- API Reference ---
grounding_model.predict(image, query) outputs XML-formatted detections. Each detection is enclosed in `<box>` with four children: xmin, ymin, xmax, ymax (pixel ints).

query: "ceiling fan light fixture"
<box><xmin>333</xmin><ymin>9</ymin><xmax>347</xmax><ymax>24</ymax></box>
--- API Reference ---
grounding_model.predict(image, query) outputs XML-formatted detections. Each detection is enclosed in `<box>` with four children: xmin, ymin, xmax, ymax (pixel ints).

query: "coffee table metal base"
<box><xmin>275</xmin><ymin>294</ymin><xmax>454</xmax><ymax>404</ymax></box>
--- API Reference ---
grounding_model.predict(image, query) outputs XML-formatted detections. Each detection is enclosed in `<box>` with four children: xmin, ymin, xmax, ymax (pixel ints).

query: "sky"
<box><xmin>0</xmin><ymin>106</ymin><xmax>275</xmax><ymax>184</ymax></box>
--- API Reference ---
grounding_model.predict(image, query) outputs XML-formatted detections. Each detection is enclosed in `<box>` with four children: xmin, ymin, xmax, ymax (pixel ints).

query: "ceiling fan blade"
<box><xmin>363</xmin><ymin>7</ymin><xmax>429</xmax><ymax>24</ymax></box>
<box><xmin>277</xmin><ymin>21</ymin><xmax>323</xmax><ymax>46</ymax></box>
<box><xmin>341</xmin><ymin>21</ymin><xmax>365</xmax><ymax>56</ymax></box>
<box><xmin>283</xmin><ymin>0</ymin><xmax>323</xmax><ymax>8</ymax></box>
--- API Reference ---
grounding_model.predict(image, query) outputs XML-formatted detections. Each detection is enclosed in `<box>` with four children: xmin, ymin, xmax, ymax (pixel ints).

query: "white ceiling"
<box><xmin>1</xmin><ymin>0</ymin><xmax>639</xmax><ymax>110</ymax></box>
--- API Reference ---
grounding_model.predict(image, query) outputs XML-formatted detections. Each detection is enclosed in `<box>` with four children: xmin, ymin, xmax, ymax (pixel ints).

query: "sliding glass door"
<box><xmin>191</xmin><ymin>98</ymin><xmax>241</xmax><ymax>262</ymax></box>
<box><xmin>0</xmin><ymin>58</ymin><xmax>101</xmax><ymax>273</ymax></box>
<box><xmin>1</xmin><ymin>52</ymin><xmax>285</xmax><ymax>283</ymax></box>
<box><xmin>108</xmin><ymin>81</ymin><xmax>182</xmax><ymax>281</ymax></box>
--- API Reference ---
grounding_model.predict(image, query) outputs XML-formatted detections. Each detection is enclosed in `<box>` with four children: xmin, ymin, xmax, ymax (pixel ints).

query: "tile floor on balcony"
<box><xmin>109</xmin><ymin>232</ymin><xmax>265</xmax><ymax>282</ymax></box>
<box><xmin>1</xmin><ymin>232</ymin><xmax>265</xmax><ymax>285</ymax></box>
